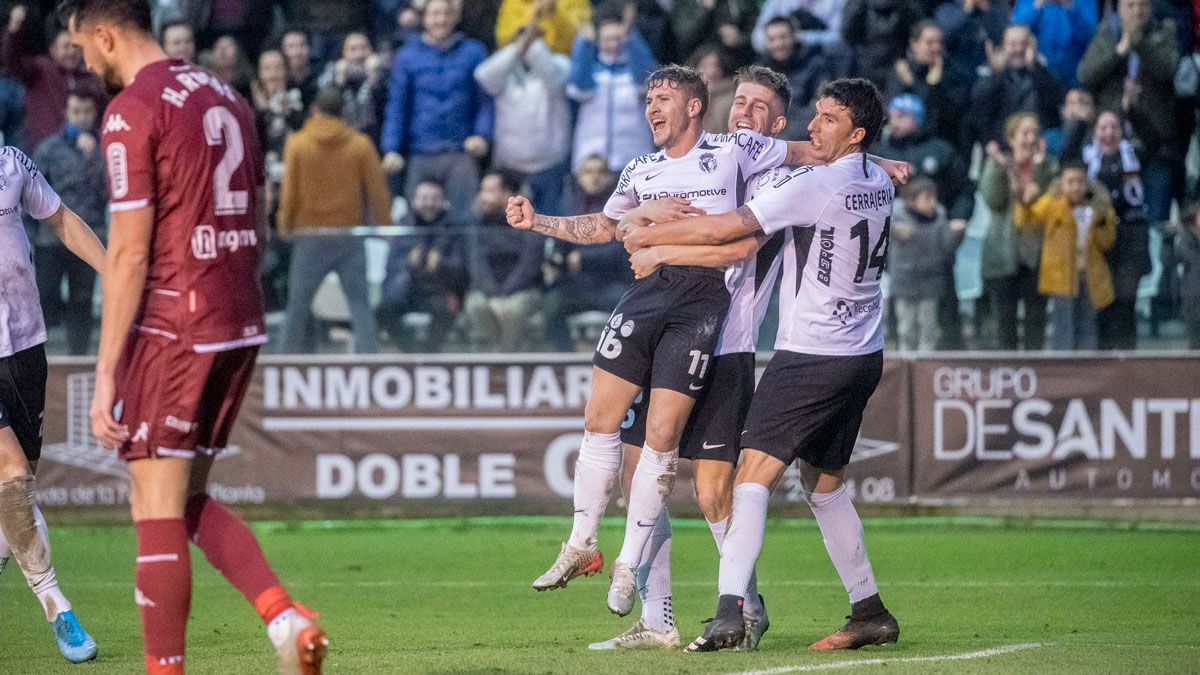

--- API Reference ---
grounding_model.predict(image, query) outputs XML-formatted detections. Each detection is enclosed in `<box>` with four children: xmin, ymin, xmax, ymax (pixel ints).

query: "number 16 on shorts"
<box><xmin>597</xmin><ymin>313</ymin><xmax>635</xmax><ymax>360</ymax></box>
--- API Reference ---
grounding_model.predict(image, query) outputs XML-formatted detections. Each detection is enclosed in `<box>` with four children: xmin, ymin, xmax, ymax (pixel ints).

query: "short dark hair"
<box><xmin>66</xmin><ymin>87</ymin><xmax>100</xmax><ymax>109</ymax></box>
<box><xmin>484</xmin><ymin>168</ymin><xmax>523</xmax><ymax>195</ymax></box>
<box><xmin>314</xmin><ymin>87</ymin><xmax>345</xmax><ymax>117</ymax></box>
<box><xmin>592</xmin><ymin>1</ymin><xmax>626</xmax><ymax>28</ymax></box>
<box><xmin>1060</xmin><ymin>159</ymin><xmax>1089</xmax><ymax>175</ymax></box>
<box><xmin>159</xmin><ymin>20</ymin><xmax>192</xmax><ymax>40</ymax></box>
<box><xmin>734</xmin><ymin>65</ymin><xmax>793</xmax><ymax>113</ymax></box>
<box><xmin>764</xmin><ymin>15</ymin><xmax>798</xmax><ymax>34</ymax></box>
<box><xmin>816</xmin><ymin>78</ymin><xmax>887</xmax><ymax>150</ymax></box>
<box><xmin>57</xmin><ymin>0</ymin><xmax>152</xmax><ymax>33</ymax></box>
<box><xmin>414</xmin><ymin>179</ymin><xmax>446</xmax><ymax>194</ymax></box>
<box><xmin>646</xmin><ymin>64</ymin><xmax>709</xmax><ymax>120</ymax></box>
<box><xmin>901</xmin><ymin>176</ymin><xmax>937</xmax><ymax>201</ymax></box>
<box><xmin>909</xmin><ymin>19</ymin><xmax>940</xmax><ymax>43</ymax></box>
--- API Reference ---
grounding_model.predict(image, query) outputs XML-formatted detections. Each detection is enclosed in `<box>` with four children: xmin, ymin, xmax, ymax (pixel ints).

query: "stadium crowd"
<box><xmin>4</xmin><ymin>0</ymin><xmax>1200</xmax><ymax>354</ymax></box>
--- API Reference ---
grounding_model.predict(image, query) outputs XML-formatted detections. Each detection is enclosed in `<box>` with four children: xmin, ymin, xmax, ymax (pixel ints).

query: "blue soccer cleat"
<box><xmin>52</xmin><ymin>610</ymin><xmax>98</xmax><ymax>663</ymax></box>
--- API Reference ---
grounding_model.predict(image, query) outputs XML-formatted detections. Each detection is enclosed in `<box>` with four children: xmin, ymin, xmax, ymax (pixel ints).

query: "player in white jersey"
<box><xmin>509</xmin><ymin>65</ymin><xmax>907</xmax><ymax>619</ymax></box>
<box><xmin>585</xmin><ymin>66</ymin><xmax>795</xmax><ymax>652</ymax></box>
<box><xmin>509</xmin><ymin>65</ymin><xmax>805</xmax><ymax>612</ymax></box>
<box><xmin>624</xmin><ymin>78</ymin><xmax>902</xmax><ymax>652</ymax></box>
<box><xmin>0</xmin><ymin>146</ymin><xmax>105</xmax><ymax>663</ymax></box>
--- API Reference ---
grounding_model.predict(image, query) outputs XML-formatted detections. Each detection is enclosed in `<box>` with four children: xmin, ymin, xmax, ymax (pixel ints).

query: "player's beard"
<box><xmin>102</xmin><ymin>62</ymin><xmax>125</xmax><ymax>95</ymax></box>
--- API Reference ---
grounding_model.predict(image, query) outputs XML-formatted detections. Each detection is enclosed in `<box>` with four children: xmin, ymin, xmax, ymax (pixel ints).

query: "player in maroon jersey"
<box><xmin>59</xmin><ymin>1</ymin><xmax>327</xmax><ymax>673</ymax></box>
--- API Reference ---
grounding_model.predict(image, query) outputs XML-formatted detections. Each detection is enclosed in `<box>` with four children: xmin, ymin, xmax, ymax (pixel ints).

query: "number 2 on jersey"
<box><xmin>850</xmin><ymin>217</ymin><xmax>890</xmax><ymax>283</ymax></box>
<box><xmin>203</xmin><ymin>106</ymin><xmax>248</xmax><ymax>216</ymax></box>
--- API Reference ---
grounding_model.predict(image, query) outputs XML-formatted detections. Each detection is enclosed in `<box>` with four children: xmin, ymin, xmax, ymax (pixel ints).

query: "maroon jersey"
<box><xmin>101</xmin><ymin>59</ymin><xmax>266</xmax><ymax>352</ymax></box>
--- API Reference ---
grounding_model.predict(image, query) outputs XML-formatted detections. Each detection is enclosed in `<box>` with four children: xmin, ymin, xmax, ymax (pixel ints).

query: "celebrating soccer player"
<box><xmin>625</xmin><ymin>77</ymin><xmax>901</xmax><ymax>652</ymax></box>
<box><xmin>0</xmin><ymin>144</ymin><xmax>104</xmax><ymax>664</ymax></box>
<box><xmin>589</xmin><ymin>65</ymin><xmax>800</xmax><ymax>652</ymax></box>
<box><xmin>509</xmin><ymin>63</ymin><xmax>908</xmax><ymax>643</ymax></box>
<box><xmin>59</xmin><ymin>1</ymin><xmax>327</xmax><ymax>672</ymax></box>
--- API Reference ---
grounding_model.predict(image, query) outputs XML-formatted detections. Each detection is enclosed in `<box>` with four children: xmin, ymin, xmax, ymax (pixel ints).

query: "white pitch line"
<box><xmin>727</xmin><ymin>642</ymin><xmax>1044</xmax><ymax>675</ymax></box>
<box><xmin>47</xmin><ymin>578</ymin><xmax>1200</xmax><ymax>589</ymax></box>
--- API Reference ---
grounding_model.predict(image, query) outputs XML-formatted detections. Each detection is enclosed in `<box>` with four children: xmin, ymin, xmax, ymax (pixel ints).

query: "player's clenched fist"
<box><xmin>506</xmin><ymin>195</ymin><xmax>535</xmax><ymax>230</ymax></box>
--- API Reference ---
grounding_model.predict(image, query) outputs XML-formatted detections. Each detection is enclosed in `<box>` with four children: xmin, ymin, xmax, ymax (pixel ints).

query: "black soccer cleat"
<box><xmin>810</xmin><ymin>594</ymin><xmax>900</xmax><ymax>650</ymax></box>
<box><xmin>685</xmin><ymin>595</ymin><xmax>745</xmax><ymax>652</ymax></box>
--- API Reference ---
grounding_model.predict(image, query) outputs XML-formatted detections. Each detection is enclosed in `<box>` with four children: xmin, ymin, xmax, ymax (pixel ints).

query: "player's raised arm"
<box><xmin>42</xmin><ymin>204</ymin><xmax>106</xmax><ymax>274</ymax></box>
<box><xmin>90</xmin><ymin>205</ymin><xmax>153</xmax><ymax>448</ymax></box>
<box><xmin>629</xmin><ymin>235</ymin><xmax>765</xmax><ymax>278</ymax></box>
<box><xmin>505</xmin><ymin>195</ymin><xmax>618</xmax><ymax>244</ymax></box>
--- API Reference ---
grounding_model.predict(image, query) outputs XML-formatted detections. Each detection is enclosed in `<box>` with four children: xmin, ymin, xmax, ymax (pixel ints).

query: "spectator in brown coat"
<box><xmin>279</xmin><ymin>88</ymin><xmax>392</xmax><ymax>354</ymax></box>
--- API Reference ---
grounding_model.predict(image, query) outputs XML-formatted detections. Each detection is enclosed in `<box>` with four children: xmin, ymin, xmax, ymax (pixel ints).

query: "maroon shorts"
<box><xmin>113</xmin><ymin>332</ymin><xmax>258</xmax><ymax>461</ymax></box>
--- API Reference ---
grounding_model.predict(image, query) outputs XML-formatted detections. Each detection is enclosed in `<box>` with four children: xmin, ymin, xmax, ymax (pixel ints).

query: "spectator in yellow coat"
<box><xmin>1015</xmin><ymin>161</ymin><xmax>1116</xmax><ymax>351</ymax></box>
<box><xmin>496</xmin><ymin>0</ymin><xmax>592</xmax><ymax>55</ymax></box>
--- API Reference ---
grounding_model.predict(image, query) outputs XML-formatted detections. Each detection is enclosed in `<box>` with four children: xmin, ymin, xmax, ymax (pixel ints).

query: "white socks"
<box><xmin>708</xmin><ymin>516</ymin><xmax>763</xmax><ymax>616</ymax></box>
<box><xmin>615</xmin><ymin>445</ymin><xmax>678</xmax><ymax>566</ymax></box>
<box><xmin>567</xmin><ymin>431</ymin><xmax>622</xmax><ymax>551</ymax></box>
<box><xmin>0</xmin><ymin>478</ymin><xmax>71</xmax><ymax>621</ymax></box>
<box><xmin>636</xmin><ymin>508</ymin><xmax>674</xmax><ymax>633</ymax></box>
<box><xmin>810</xmin><ymin>485</ymin><xmax>878</xmax><ymax>603</ymax></box>
<box><xmin>717</xmin><ymin>483</ymin><xmax>769</xmax><ymax>599</ymax></box>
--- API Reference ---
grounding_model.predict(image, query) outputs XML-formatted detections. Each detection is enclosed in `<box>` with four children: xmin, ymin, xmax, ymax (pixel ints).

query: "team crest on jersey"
<box><xmin>698</xmin><ymin>152</ymin><xmax>718</xmax><ymax>174</ymax></box>
<box><xmin>103</xmin><ymin>114</ymin><xmax>132</xmax><ymax>134</ymax></box>
<box><xmin>0</xmin><ymin>171</ymin><xmax>7</xmax><ymax>191</ymax></box>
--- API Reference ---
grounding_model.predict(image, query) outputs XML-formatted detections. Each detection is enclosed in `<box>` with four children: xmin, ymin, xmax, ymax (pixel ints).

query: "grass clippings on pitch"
<box><xmin>0</xmin><ymin>517</ymin><xmax>1197</xmax><ymax>673</ymax></box>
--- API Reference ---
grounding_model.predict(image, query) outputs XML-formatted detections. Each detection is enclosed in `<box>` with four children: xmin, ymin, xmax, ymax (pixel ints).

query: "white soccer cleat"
<box><xmin>532</xmin><ymin>542</ymin><xmax>604</xmax><ymax>591</ymax></box>
<box><xmin>588</xmin><ymin>620</ymin><xmax>681</xmax><ymax>650</ymax></box>
<box><xmin>606</xmin><ymin>560</ymin><xmax>638</xmax><ymax>616</ymax></box>
<box><xmin>267</xmin><ymin>607</ymin><xmax>329</xmax><ymax>675</ymax></box>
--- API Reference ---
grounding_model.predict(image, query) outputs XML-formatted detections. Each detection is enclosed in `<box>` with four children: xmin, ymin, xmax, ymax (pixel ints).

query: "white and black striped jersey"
<box><xmin>714</xmin><ymin>166</ymin><xmax>789</xmax><ymax>355</ymax></box>
<box><xmin>745</xmin><ymin>153</ymin><xmax>894</xmax><ymax>356</ymax></box>
<box><xmin>0</xmin><ymin>147</ymin><xmax>61</xmax><ymax>357</ymax></box>
<box><xmin>603</xmin><ymin>130</ymin><xmax>787</xmax><ymax>231</ymax></box>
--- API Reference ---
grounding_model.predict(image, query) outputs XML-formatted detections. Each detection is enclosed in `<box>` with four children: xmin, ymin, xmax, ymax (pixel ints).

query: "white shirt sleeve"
<box><xmin>603</xmin><ymin>160</ymin><xmax>640</xmax><ymax>221</ymax></box>
<box><xmin>18</xmin><ymin>151</ymin><xmax>62</xmax><ymax>221</ymax></box>
<box><xmin>745</xmin><ymin>165</ymin><xmax>835</xmax><ymax>235</ymax></box>
<box><xmin>731</xmin><ymin>131</ymin><xmax>788</xmax><ymax>178</ymax></box>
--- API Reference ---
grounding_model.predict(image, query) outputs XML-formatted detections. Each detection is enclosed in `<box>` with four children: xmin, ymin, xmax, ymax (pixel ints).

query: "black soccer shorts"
<box><xmin>740</xmin><ymin>349</ymin><xmax>883</xmax><ymax>471</ymax></box>
<box><xmin>620</xmin><ymin>352</ymin><xmax>755</xmax><ymax>463</ymax></box>
<box><xmin>594</xmin><ymin>265</ymin><xmax>730</xmax><ymax>398</ymax></box>
<box><xmin>0</xmin><ymin>344</ymin><xmax>48</xmax><ymax>461</ymax></box>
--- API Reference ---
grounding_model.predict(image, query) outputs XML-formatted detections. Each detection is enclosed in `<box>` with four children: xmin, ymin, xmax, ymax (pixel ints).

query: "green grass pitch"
<box><xmin>1</xmin><ymin>517</ymin><xmax>1197</xmax><ymax>673</ymax></box>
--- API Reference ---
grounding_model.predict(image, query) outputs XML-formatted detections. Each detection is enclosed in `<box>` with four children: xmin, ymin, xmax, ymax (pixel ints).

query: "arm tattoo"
<box><xmin>734</xmin><ymin>205</ymin><xmax>763</xmax><ymax>237</ymax></box>
<box><xmin>529</xmin><ymin>212</ymin><xmax>616</xmax><ymax>244</ymax></box>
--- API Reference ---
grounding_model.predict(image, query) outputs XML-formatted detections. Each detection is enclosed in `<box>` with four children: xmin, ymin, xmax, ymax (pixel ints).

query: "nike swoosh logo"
<box><xmin>574</xmin><ymin>509</ymin><xmax>586</xmax><ymax>513</ymax></box>
<box><xmin>688</xmin><ymin>383</ymin><xmax>704</xmax><ymax>391</ymax></box>
<box><xmin>636</xmin><ymin>520</ymin><xmax>655</xmax><ymax>527</ymax></box>
<box><xmin>645</xmin><ymin>170</ymin><xmax>665</xmax><ymax>181</ymax></box>
<box><xmin>701</xmin><ymin>442</ymin><xmax>725</xmax><ymax>450</ymax></box>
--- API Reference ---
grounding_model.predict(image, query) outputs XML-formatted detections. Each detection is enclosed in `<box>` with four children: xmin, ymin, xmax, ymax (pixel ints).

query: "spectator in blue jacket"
<box><xmin>1013</xmin><ymin>0</ymin><xmax>1098</xmax><ymax>88</ymax></box>
<box><xmin>567</xmin><ymin>4</ymin><xmax>657</xmax><ymax>174</ymax></box>
<box><xmin>381</xmin><ymin>0</ymin><xmax>495</xmax><ymax>222</ymax></box>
